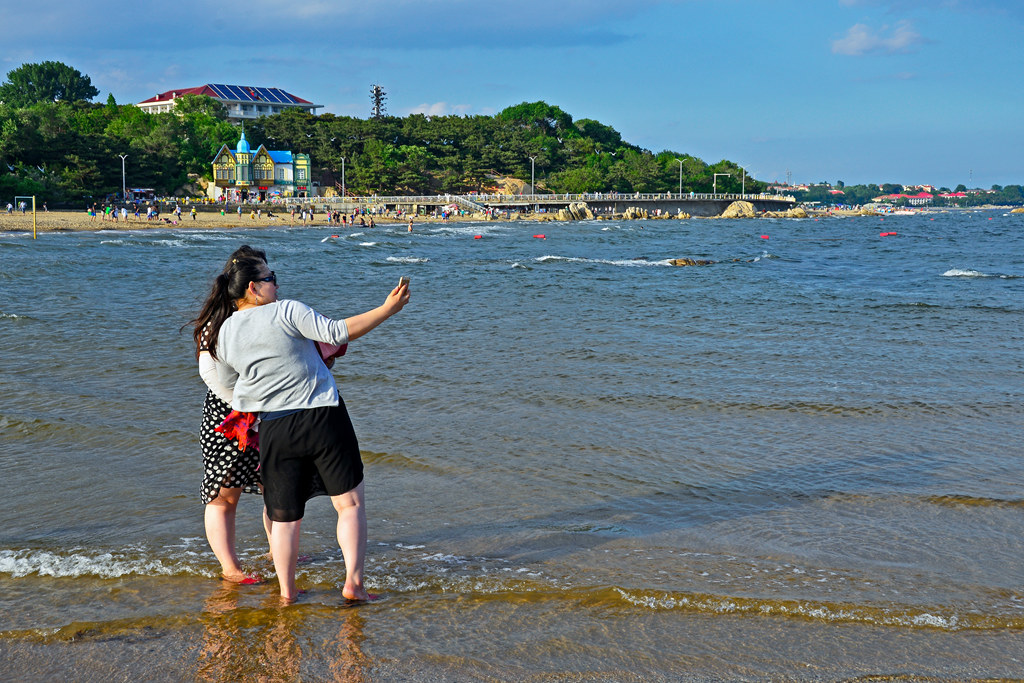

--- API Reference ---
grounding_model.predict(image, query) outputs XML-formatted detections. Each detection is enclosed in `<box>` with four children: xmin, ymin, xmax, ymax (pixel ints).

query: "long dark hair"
<box><xmin>190</xmin><ymin>246</ymin><xmax>268</xmax><ymax>359</ymax></box>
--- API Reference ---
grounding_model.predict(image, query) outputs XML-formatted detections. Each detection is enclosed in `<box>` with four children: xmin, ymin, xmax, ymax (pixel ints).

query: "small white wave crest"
<box><xmin>386</xmin><ymin>256</ymin><xmax>429</xmax><ymax>264</ymax></box>
<box><xmin>613</xmin><ymin>587</ymin><xmax>967</xmax><ymax>630</ymax></box>
<box><xmin>0</xmin><ymin>547</ymin><xmax>195</xmax><ymax>579</ymax></box>
<box><xmin>943</xmin><ymin>268</ymin><xmax>990</xmax><ymax>278</ymax></box>
<box><xmin>535</xmin><ymin>255</ymin><xmax>671</xmax><ymax>267</ymax></box>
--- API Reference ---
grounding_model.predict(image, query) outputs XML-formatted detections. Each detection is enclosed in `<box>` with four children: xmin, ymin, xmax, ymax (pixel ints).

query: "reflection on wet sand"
<box><xmin>196</xmin><ymin>584</ymin><xmax>368</xmax><ymax>682</ymax></box>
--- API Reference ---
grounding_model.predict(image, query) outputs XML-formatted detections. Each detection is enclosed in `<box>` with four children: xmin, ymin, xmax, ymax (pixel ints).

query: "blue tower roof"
<box><xmin>236</xmin><ymin>132</ymin><xmax>251</xmax><ymax>155</ymax></box>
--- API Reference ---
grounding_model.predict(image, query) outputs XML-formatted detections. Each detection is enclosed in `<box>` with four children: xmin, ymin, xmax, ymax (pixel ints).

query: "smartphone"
<box><xmin>398</xmin><ymin>276</ymin><xmax>410</xmax><ymax>288</ymax></box>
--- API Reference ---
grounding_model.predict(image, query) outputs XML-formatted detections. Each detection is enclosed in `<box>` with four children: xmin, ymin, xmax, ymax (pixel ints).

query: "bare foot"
<box><xmin>342</xmin><ymin>586</ymin><xmax>379</xmax><ymax>602</ymax></box>
<box><xmin>221</xmin><ymin>572</ymin><xmax>264</xmax><ymax>585</ymax></box>
<box><xmin>278</xmin><ymin>589</ymin><xmax>308</xmax><ymax>606</ymax></box>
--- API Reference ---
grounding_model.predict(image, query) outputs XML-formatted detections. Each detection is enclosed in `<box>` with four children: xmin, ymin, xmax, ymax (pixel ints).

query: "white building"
<box><xmin>137</xmin><ymin>84</ymin><xmax>321</xmax><ymax>122</ymax></box>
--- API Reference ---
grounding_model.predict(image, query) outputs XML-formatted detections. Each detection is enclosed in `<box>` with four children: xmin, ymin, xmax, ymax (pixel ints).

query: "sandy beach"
<box><xmin>0</xmin><ymin>209</ymin><xmax>442</xmax><ymax>233</ymax></box>
<box><xmin>0</xmin><ymin>205</ymin><xmax>990</xmax><ymax>234</ymax></box>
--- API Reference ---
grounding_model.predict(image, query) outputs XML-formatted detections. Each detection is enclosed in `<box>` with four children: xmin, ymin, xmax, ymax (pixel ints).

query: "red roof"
<box><xmin>139</xmin><ymin>84</ymin><xmax>313</xmax><ymax>105</ymax></box>
<box><xmin>138</xmin><ymin>86</ymin><xmax>221</xmax><ymax>104</ymax></box>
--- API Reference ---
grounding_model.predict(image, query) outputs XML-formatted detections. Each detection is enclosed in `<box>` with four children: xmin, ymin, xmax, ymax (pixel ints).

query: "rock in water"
<box><xmin>721</xmin><ymin>201</ymin><xmax>756</xmax><ymax>218</ymax></box>
<box><xmin>669</xmin><ymin>258</ymin><xmax>715</xmax><ymax>266</ymax></box>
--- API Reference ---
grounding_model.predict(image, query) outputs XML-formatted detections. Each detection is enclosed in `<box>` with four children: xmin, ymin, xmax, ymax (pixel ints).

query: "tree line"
<box><xmin>0</xmin><ymin>62</ymin><xmax>765</xmax><ymax>205</ymax></box>
<box><xmin>794</xmin><ymin>182</ymin><xmax>1024</xmax><ymax>207</ymax></box>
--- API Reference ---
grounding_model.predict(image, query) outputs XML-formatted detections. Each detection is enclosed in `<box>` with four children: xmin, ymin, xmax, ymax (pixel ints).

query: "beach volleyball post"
<box><xmin>14</xmin><ymin>195</ymin><xmax>36</xmax><ymax>239</ymax></box>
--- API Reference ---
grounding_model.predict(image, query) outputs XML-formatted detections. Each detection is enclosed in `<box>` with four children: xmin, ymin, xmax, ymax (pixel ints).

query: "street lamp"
<box><xmin>341</xmin><ymin>157</ymin><xmax>346</xmax><ymax>198</ymax></box>
<box><xmin>118</xmin><ymin>154</ymin><xmax>128</xmax><ymax>201</ymax></box>
<box><xmin>675</xmin><ymin>158</ymin><xmax>683</xmax><ymax>197</ymax></box>
<box><xmin>529</xmin><ymin>156</ymin><xmax>537</xmax><ymax>196</ymax></box>
<box><xmin>713</xmin><ymin>173</ymin><xmax>731</xmax><ymax>196</ymax></box>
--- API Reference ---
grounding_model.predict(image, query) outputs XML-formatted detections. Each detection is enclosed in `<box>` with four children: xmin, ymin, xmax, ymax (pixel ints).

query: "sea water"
<box><xmin>1</xmin><ymin>211</ymin><xmax>1023</xmax><ymax>680</ymax></box>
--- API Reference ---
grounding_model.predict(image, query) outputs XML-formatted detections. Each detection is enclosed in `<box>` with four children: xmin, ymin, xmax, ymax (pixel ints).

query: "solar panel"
<box><xmin>206</xmin><ymin>84</ymin><xmax>306</xmax><ymax>105</ymax></box>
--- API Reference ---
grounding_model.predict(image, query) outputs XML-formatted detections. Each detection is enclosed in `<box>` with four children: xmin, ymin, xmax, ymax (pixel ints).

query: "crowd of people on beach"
<box><xmin>84</xmin><ymin>200</ymin><xmax>200</xmax><ymax>225</ymax></box>
<box><xmin>189</xmin><ymin>245</ymin><xmax>410</xmax><ymax>603</ymax></box>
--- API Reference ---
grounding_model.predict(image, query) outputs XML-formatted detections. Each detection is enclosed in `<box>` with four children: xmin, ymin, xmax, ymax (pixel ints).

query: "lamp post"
<box><xmin>675</xmin><ymin>158</ymin><xmax>683</xmax><ymax>197</ymax></box>
<box><xmin>341</xmin><ymin>157</ymin><xmax>346</xmax><ymax>198</ymax></box>
<box><xmin>118</xmin><ymin>154</ymin><xmax>128</xmax><ymax>201</ymax></box>
<box><xmin>529</xmin><ymin>156</ymin><xmax>537</xmax><ymax>196</ymax></box>
<box><xmin>713</xmin><ymin>173</ymin><xmax>731</xmax><ymax>196</ymax></box>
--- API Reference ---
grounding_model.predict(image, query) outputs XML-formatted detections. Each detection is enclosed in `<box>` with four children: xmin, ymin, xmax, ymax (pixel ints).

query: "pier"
<box><xmin>313</xmin><ymin>192</ymin><xmax>797</xmax><ymax>217</ymax></box>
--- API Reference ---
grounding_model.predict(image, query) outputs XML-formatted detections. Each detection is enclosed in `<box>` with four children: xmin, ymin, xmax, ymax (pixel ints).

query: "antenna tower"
<box><xmin>370</xmin><ymin>84</ymin><xmax>387</xmax><ymax>119</ymax></box>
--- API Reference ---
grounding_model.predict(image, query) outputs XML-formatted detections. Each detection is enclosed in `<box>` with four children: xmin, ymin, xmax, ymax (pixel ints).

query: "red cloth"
<box><xmin>215</xmin><ymin>410</ymin><xmax>259</xmax><ymax>452</ymax></box>
<box><xmin>316</xmin><ymin>341</ymin><xmax>348</xmax><ymax>361</ymax></box>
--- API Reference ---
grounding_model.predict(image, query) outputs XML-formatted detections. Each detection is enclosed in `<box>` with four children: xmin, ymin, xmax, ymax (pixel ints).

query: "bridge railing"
<box><xmin>316</xmin><ymin>192</ymin><xmax>795</xmax><ymax>206</ymax></box>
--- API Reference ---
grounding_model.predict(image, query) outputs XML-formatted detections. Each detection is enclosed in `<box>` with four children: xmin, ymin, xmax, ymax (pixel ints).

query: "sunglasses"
<box><xmin>254</xmin><ymin>271</ymin><xmax>277</xmax><ymax>285</ymax></box>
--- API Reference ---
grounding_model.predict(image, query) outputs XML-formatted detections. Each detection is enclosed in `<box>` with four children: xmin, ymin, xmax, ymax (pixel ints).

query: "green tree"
<box><xmin>547</xmin><ymin>166</ymin><xmax>605</xmax><ymax>193</ymax></box>
<box><xmin>0</xmin><ymin>61</ymin><xmax>99</xmax><ymax>107</ymax></box>
<box><xmin>609</xmin><ymin>149</ymin><xmax>662</xmax><ymax>192</ymax></box>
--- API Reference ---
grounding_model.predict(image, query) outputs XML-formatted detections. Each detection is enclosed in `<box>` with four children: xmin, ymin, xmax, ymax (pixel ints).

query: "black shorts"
<box><xmin>259</xmin><ymin>398</ymin><xmax>363</xmax><ymax>523</ymax></box>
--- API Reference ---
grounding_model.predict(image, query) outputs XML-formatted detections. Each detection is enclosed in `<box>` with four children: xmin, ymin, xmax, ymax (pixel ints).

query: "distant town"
<box><xmin>768</xmin><ymin>183</ymin><xmax>1021</xmax><ymax>208</ymax></box>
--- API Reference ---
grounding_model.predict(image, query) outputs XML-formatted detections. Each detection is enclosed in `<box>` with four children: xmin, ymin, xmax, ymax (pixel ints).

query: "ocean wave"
<box><xmin>943</xmin><ymin>268</ymin><xmax>990</xmax><ymax>278</ymax></box>
<box><xmin>941</xmin><ymin>268</ymin><xmax>1021</xmax><ymax>279</ymax></box>
<box><xmin>358</xmin><ymin>242</ymin><xmax>378</xmax><ymax>247</ymax></box>
<box><xmin>4</xmin><ymin>542</ymin><xmax>1021</xmax><ymax>633</ymax></box>
<box><xmin>923</xmin><ymin>494</ymin><xmax>1024</xmax><ymax>509</ymax></box>
<box><xmin>497</xmin><ymin>391</ymin><xmax>1013</xmax><ymax>419</ymax></box>
<box><xmin>535</xmin><ymin>255</ymin><xmax>672</xmax><ymax>267</ymax></box>
<box><xmin>0</xmin><ymin>547</ymin><xmax>199</xmax><ymax>580</ymax></box>
<box><xmin>385</xmin><ymin>256</ymin><xmax>429</xmax><ymax>264</ymax></box>
<box><xmin>610</xmin><ymin>587</ymin><xmax>1016</xmax><ymax>631</ymax></box>
<box><xmin>362</xmin><ymin>449</ymin><xmax>437</xmax><ymax>472</ymax></box>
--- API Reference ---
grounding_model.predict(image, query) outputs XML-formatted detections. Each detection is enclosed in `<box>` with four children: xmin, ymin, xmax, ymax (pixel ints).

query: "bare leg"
<box><xmin>271</xmin><ymin>518</ymin><xmax>302</xmax><ymax>602</ymax></box>
<box><xmin>205</xmin><ymin>487</ymin><xmax>247</xmax><ymax>580</ymax></box>
<box><xmin>332</xmin><ymin>481</ymin><xmax>370</xmax><ymax>600</ymax></box>
<box><xmin>262</xmin><ymin>506</ymin><xmax>274</xmax><ymax>560</ymax></box>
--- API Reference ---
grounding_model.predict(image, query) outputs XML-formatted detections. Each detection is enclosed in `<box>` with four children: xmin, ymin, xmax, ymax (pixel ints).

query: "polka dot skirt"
<box><xmin>200</xmin><ymin>391</ymin><xmax>262</xmax><ymax>504</ymax></box>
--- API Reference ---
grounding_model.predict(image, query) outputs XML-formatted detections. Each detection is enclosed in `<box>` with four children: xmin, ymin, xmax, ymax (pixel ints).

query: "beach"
<box><xmin>0</xmin><ymin>208</ymin><xmax>433</xmax><ymax>233</ymax></box>
<box><xmin>2</xmin><ymin>212</ymin><xmax>1024</xmax><ymax>679</ymax></box>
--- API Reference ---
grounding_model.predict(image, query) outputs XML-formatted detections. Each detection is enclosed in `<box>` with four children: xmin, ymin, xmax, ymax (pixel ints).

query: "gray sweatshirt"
<box><xmin>216</xmin><ymin>299</ymin><xmax>349</xmax><ymax>413</ymax></box>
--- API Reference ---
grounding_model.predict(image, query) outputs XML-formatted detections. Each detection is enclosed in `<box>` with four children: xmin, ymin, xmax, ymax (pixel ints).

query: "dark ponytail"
<box><xmin>189</xmin><ymin>246</ymin><xmax>269</xmax><ymax>359</ymax></box>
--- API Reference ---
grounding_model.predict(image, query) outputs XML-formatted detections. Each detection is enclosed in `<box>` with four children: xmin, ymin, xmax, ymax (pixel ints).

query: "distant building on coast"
<box><xmin>211</xmin><ymin>132</ymin><xmax>313</xmax><ymax>201</ymax></box>
<box><xmin>138</xmin><ymin>84</ymin><xmax>321</xmax><ymax>123</ymax></box>
<box><xmin>872</xmin><ymin>191</ymin><xmax>934</xmax><ymax>205</ymax></box>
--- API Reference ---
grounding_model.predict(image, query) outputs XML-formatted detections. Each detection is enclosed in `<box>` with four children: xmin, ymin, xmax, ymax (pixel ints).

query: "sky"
<box><xmin>3</xmin><ymin>0</ymin><xmax>1022</xmax><ymax>190</ymax></box>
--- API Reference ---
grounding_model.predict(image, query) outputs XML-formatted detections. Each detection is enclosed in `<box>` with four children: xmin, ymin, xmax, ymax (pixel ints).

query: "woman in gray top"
<box><xmin>207</xmin><ymin>253</ymin><xmax>409</xmax><ymax>603</ymax></box>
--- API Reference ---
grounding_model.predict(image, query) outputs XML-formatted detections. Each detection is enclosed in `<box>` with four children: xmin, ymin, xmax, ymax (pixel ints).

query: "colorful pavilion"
<box><xmin>211</xmin><ymin>132</ymin><xmax>313</xmax><ymax>200</ymax></box>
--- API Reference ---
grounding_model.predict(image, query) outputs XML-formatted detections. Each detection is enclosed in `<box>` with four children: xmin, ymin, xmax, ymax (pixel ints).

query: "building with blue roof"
<box><xmin>211</xmin><ymin>132</ymin><xmax>313</xmax><ymax>200</ymax></box>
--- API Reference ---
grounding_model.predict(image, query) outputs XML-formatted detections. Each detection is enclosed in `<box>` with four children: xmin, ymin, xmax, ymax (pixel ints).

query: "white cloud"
<box><xmin>832</xmin><ymin>20</ymin><xmax>922</xmax><ymax>55</ymax></box>
<box><xmin>406</xmin><ymin>102</ymin><xmax>474</xmax><ymax>116</ymax></box>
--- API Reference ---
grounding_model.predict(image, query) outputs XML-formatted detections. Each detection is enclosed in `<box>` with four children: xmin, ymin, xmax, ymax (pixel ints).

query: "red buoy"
<box><xmin>760</xmin><ymin>235</ymin><xmax>769</xmax><ymax>239</ymax></box>
<box><xmin>473</xmin><ymin>235</ymin><xmax>482</xmax><ymax>239</ymax></box>
<box><xmin>533</xmin><ymin>234</ymin><xmax>546</xmax><ymax>239</ymax></box>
